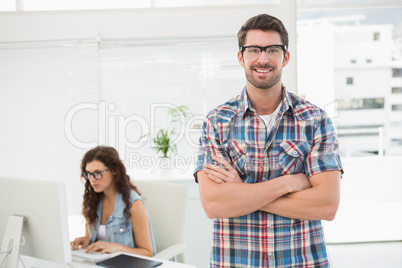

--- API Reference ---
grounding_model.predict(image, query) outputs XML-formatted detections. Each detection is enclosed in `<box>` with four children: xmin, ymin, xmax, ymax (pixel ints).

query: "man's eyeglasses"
<box><xmin>240</xmin><ymin>45</ymin><xmax>287</xmax><ymax>61</ymax></box>
<box><xmin>82</xmin><ymin>170</ymin><xmax>109</xmax><ymax>180</ymax></box>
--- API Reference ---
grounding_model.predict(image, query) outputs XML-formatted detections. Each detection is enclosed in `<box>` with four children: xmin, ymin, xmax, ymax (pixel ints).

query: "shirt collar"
<box><xmin>97</xmin><ymin>192</ymin><xmax>125</xmax><ymax>220</ymax></box>
<box><xmin>239</xmin><ymin>86</ymin><xmax>253</xmax><ymax>117</ymax></box>
<box><xmin>239</xmin><ymin>84</ymin><xmax>294</xmax><ymax>117</ymax></box>
<box><xmin>281</xmin><ymin>85</ymin><xmax>293</xmax><ymax>114</ymax></box>
<box><xmin>111</xmin><ymin>192</ymin><xmax>125</xmax><ymax>218</ymax></box>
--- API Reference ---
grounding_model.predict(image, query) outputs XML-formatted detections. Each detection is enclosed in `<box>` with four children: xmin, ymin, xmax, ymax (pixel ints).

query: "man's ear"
<box><xmin>237</xmin><ymin>50</ymin><xmax>245</xmax><ymax>68</ymax></box>
<box><xmin>282</xmin><ymin>50</ymin><xmax>290</xmax><ymax>67</ymax></box>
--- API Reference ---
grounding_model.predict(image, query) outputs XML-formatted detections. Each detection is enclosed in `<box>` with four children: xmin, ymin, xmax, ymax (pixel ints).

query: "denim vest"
<box><xmin>89</xmin><ymin>190</ymin><xmax>156</xmax><ymax>255</ymax></box>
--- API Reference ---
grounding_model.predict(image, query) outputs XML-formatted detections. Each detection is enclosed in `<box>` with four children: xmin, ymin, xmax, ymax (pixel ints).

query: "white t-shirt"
<box><xmin>258</xmin><ymin>103</ymin><xmax>282</xmax><ymax>132</ymax></box>
<box><xmin>97</xmin><ymin>225</ymin><xmax>106</xmax><ymax>241</ymax></box>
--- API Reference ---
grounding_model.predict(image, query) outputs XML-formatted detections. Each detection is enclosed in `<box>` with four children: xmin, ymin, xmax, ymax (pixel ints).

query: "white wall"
<box><xmin>323</xmin><ymin>156</ymin><xmax>402</xmax><ymax>243</ymax></box>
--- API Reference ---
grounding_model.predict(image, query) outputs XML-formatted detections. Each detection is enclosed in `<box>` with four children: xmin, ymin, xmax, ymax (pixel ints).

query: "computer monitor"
<box><xmin>0</xmin><ymin>177</ymin><xmax>72</xmax><ymax>267</ymax></box>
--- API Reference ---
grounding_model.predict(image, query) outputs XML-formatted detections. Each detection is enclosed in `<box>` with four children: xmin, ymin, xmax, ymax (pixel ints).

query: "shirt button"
<box><xmin>262</xmin><ymin>177</ymin><xmax>266</xmax><ymax>181</ymax></box>
<box><xmin>268</xmin><ymin>222</ymin><xmax>272</xmax><ymax>227</ymax></box>
<box><xmin>268</xmin><ymin>252</ymin><xmax>273</xmax><ymax>258</ymax></box>
<box><xmin>293</xmin><ymin>151</ymin><xmax>298</xmax><ymax>156</ymax></box>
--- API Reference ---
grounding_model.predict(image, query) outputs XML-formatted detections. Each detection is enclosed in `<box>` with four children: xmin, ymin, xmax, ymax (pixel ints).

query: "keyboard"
<box><xmin>71</xmin><ymin>248</ymin><xmax>111</xmax><ymax>262</ymax></box>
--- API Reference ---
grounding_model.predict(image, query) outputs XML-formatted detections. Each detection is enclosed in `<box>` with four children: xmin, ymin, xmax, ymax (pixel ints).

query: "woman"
<box><xmin>70</xmin><ymin>146</ymin><xmax>156</xmax><ymax>256</ymax></box>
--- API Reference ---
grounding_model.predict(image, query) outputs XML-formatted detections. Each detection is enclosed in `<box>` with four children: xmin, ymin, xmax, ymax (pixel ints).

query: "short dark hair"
<box><xmin>237</xmin><ymin>14</ymin><xmax>289</xmax><ymax>49</ymax></box>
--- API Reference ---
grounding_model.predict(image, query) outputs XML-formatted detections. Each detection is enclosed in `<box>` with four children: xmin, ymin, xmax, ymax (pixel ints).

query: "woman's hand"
<box><xmin>203</xmin><ymin>155</ymin><xmax>243</xmax><ymax>184</ymax></box>
<box><xmin>70</xmin><ymin>236</ymin><xmax>90</xmax><ymax>251</ymax></box>
<box><xmin>84</xmin><ymin>241</ymin><xmax>122</xmax><ymax>254</ymax></box>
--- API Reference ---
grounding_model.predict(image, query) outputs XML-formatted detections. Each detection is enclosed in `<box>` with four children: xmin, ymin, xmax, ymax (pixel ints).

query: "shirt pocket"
<box><xmin>279</xmin><ymin>140</ymin><xmax>311</xmax><ymax>175</ymax></box>
<box><xmin>108</xmin><ymin>221</ymin><xmax>134</xmax><ymax>247</ymax></box>
<box><xmin>227</xmin><ymin>140</ymin><xmax>248</xmax><ymax>176</ymax></box>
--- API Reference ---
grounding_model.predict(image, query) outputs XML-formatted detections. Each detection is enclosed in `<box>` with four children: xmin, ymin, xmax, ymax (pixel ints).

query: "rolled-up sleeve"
<box><xmin>193</xmin><ymin>117</ymin><xmax>230</xmax><ymax>183</ymax></box>
<box><xmin>305</xmin><ymin>115</ymin><xmax>343</xmax><ymax>178</ymax></box>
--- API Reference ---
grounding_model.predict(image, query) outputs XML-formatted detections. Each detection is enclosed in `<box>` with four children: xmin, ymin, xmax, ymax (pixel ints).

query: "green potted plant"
<box><xmin>152</xmin><ymin>129</ymin><xmax>177</xmax><ymax>158</ymax></box>
<box><xmin>152</xmin><ymin>105</ymin><xmax>192</xmax><ymax>158</ymax></box>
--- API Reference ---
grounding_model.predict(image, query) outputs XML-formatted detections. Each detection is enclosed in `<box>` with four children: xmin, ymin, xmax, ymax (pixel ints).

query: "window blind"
<box><xmin>0</xmin><ymin>37</ymin><xmax>245</xmax><ymax>181</ymax></box>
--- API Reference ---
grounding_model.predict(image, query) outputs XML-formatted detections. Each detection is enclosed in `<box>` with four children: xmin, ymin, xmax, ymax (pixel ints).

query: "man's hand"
<box><xmin>286</xmin><ymin>172</ymin><xmax>312</xmax><ymax>193</ymax></box>
<box><xmin>203</xmin><ymin>155</ymin><xmax>243</xmax><ymax>184</ymax></box>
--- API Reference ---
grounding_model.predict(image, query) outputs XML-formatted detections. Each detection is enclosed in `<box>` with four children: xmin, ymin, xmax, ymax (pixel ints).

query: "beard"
<box><xmin>245</xmin><ymin>63</ymin><xmax>282</xmax><ymax>90</ymax></box>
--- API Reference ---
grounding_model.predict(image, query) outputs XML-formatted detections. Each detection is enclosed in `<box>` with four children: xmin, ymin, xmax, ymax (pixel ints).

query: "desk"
<box><xmin>20</xmin><ymin>253</ymin><xmax>196</xmax><ymax>268</ymax></box>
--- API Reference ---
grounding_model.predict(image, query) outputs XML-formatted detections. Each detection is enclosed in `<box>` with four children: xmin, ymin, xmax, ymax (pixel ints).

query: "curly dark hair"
<box><xmin>80</xmin><ymin>146</ymin><xmax>140</xmax><ymax>227</ymax></box>
<box><xmin>237</xmin><ymin>14</ymin><xmax>289</xmax><ymax>50</ymax></box>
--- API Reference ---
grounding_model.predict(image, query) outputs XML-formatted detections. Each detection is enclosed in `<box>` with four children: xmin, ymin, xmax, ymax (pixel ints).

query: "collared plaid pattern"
<box><xmin>194</xmin><ymin>86</ymin><xmax>343</xmax><ymax>267</ymax></box>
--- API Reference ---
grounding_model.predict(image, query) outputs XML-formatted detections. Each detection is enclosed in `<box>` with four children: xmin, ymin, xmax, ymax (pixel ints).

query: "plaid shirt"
<box><xmin>194</xmin><ymin>86</ymin><xmax>343</xmax><ymax>268</ymax></box>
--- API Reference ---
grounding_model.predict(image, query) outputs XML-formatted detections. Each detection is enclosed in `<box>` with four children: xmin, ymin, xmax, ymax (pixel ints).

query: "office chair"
<box><xmin>134</xmin><ymin>181</ymin><xmax>189</xmax><ymax>263</ymax></box>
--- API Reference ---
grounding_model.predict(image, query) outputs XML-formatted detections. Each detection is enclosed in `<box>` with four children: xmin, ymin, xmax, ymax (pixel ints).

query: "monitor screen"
<box><xmin>0</xmin><ymin>177</ymin><xmax>71</xmax><ymax>265</ymax></box>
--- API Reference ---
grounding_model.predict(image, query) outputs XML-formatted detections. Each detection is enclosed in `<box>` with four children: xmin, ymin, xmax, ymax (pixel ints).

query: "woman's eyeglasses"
<box><xmin>82</xmin><ymin>170</ymin><xmax>109</xmax><ymax>180</ymax></box>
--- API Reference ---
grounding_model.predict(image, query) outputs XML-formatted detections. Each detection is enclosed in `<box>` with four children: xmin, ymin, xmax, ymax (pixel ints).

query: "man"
<box><xmin>194</xmin><ymin>14</ymin><xmax>343</xmax><ymax>267</ymax></box>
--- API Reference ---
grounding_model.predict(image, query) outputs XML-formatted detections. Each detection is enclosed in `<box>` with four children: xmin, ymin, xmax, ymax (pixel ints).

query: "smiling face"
<box><xmin>85</xmin><ymin>160</ymin><xmax>115</xmax><ymax>193</ymax></box>
<box><xmin>238</xmin><ymin>29</ymin><xmax>290</xmax><ymax>91</ymax></box>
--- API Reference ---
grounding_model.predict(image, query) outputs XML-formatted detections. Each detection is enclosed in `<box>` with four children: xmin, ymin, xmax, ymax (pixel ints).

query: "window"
<box><xmin>393</xmin><ymin>68</ymin><xmax>402</xmax><ymax>77</ymax></box>
<box><xmin>0</xmin><ymin>37</ymin><xmax>244</xmax><ymax>163</ymax></box>
<box><xmin>392</xmin><ymin>104</ymin><xmax>402</xmax><ymax>111</ymax></box>
<box><xmin>391</xmin><ymin>139</ymin><xmax>402</xmax><ymax>146</ymax></box>
<box><xmin>392</xmin><ymin>87</ymin><xmax>402</xmax><ymax>94</ymax></box>
<box><xmin>364</xmin><ymin>98</ymin><xmax>385</xmax><ymax>109</ymax></box>
<box><xmin>297</xmin><ymin>0</ymin><xmax>402</xmax><ymax>251</ymax></box>
<box><xmin>339</xmin><ymin>98</ymin><xmax>385</xmax><ymax>110</ymax></box>
<box><xmin>391</xmin><ymin>121</ymin><xmax>402</xmax><ymax>128</ymax></box>
<box><xmin>346</xmin><ymin>77</ymin><xmax>354</xmax><ymax>85</ymax></box>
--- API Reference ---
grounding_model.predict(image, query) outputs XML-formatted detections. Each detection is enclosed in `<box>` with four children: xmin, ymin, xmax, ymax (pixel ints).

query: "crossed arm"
<box><xmin>261</xmin><ymin>171</ymin><xmax>340</xmax><ymax>220</ymax></box>
<box><xmin>198</xmin><ymin>155</ymin><xmax>341</xmax><ymax>221</ymax></box>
